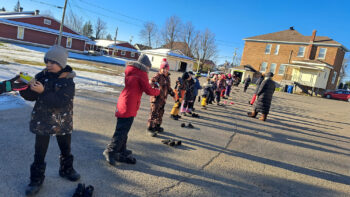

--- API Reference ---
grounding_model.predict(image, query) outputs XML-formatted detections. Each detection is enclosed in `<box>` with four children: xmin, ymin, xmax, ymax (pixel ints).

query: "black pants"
<box><xmin>34</xmin><ymin>134</ymin><xmax>71</xmax><ymax>164</ymax></box>
<box><xmin>107</xmin><ymin>117</ymin><xmax>134</xmax><ymax>153</ymax></box>
<box><xmin>215</xmin><ymin>91</ymin><xmax>221</xmax><ymax>103</ymax></box>
<box><xmin>244</xmin><ymin>85</ymin><xmax>249</xmax><ymax>92</ymax></box>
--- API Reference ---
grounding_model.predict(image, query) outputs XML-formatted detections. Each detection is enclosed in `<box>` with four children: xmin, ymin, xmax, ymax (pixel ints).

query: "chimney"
<box><xmin>19</xmin><ymin>7</ymin><xmax>23</xmax><ymax>12</ymax></box>
<box><xmin>35</xmin><ymin>10</ymin><xmax>40</xmax><ymax>15</ymax></box>
<box><xmin>289</xmin><ymin>26</ymin><xmax>294</xmax><ymax>30</ymax></box>
<box><xmin>306</xmin><ymin>30</ymin><xmax>317</xmax><ymax>60</ymax></box>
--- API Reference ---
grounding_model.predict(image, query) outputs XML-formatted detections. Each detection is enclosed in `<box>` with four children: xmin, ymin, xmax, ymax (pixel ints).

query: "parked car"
<box><xmin>323</xmin><ymin>90</ymin><xmax>350</xmax><ymax>102</ymax></box>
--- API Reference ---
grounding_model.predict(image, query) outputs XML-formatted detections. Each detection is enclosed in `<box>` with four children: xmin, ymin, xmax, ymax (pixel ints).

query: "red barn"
<box><xmin>0</xmin><ymin>11</ymin><xmax>91</xmax><ymax>53</ymax></box>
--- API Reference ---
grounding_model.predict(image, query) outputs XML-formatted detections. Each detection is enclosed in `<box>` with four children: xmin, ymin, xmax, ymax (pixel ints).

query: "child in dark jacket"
<box><xmin>104</xmin><ymin>54</ymin><xmax>160</xmax><ymax>165</ymax></box>
<box><xmin>147</xmin><ymin>58</ymin><xmax>175</xmax><ymax>137</ymax></box>
<box><xmin>201</xmin><ymin>79</ymin><xmax>212</xmax><ymax>109</ymax></box>
<box><xmin>20</xmin><ymin>45</ymin><xmax>80</xmax><ymax>196</ymax></box>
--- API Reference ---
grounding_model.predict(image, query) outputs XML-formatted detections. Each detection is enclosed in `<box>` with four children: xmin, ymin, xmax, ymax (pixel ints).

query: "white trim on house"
<box><xmin>43</xmin><ymin>18</ymin><xmax>51</xmax><ymax>25</ymax></box>
<box><xmin>274</xmin><ymin>44</ymin><xmax>280</xmax><ymax>55</ymax></box>
<box><xmin>317</xmin><ymin>48</ymin><xmax>327</xmax><ymax>59</ymax></box>
<box><xmin>243</xmin><ymin>38</ymin><xmax>349</xmax><ymax>52</ymax></box>
<box><xmin>17</xmin><ymin>26</ymin><xmax>24</xmax><ymax>39</ymax></box>
<box><xmin>292</xmin><ymin>61</ymin><xmax>333</xmax><ymax>69</ymax></box>
<box><xmin>0</xmin><ymin>37</ymin><xmax>87</xmax><ymax>54</ymax></box>
<box><xmin>297</xmin><ymin>46</ymin><xmax>306</xmax><ymax>57</ymax></box>
<box><xmin>66</xmin><ymin>37</ymin><xmax>72</xmax><ymax>48</ymax></box>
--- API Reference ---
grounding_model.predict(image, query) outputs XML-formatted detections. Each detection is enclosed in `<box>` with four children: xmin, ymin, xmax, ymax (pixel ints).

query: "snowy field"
<box><xmin>0</xmin><ymin>42</ymin><xmax>127</xmax><ymax>111</ymax></box>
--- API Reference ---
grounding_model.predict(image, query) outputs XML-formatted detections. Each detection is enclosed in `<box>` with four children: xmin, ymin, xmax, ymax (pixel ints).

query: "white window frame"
<box><xmin>270</xmin><ymin>63</ymin><xmax>277</xmax><ymax>74</ymax></box>
<box><xmin>297</xmin><ymin>46</ymin><xmax>306</xmax><ymax>57</ymax></box>
<box><xmin>278</xmin><ymin>64</ymin><xmax>286</xmax><ymax>75</ymax></box>
<box><xmin>265</xmin><ymin>44</ymin><xmax>272</xmax><ymax>54</ymax></box>
<box><xmin>274</xmin><ymin>44</ymin><xmax>280</xmax><ymax>55</ymax></box>
<box><xmin>121</xmin><ymin>51</ymin><xmax>126</xmax><ymax>56</ymax></box>
<box><xmin>17</xmin><ymin>26</ymin><xmax>24</xmax><ymax>40</ymax></box>
<box><xmin>332</xmin><ymin>71</ymin><xmax>337</xmax><ymax>84</ymax></box>
<box><xmin>66</xmin><ymin>37</ymin><xmax>72</xmax><ymax>48</ymax></box>
<box><xmin>317</xmin><ymin>48</ymin><xmax>327</xmax><ymax>59</ymax></box>
<box><xmin>260</xmin><ymin>62</ymin><xmax>267</xmax><ymax>72</ymax></box>
<box><xmin>131</xmin><ymin>52</ymin><xmax>135</xmax><ymax>57</ymax></box>
<box><xmin>44</xmin><ymin>19</ymin><xmax>51</xmax><ymax>25</ymax></box>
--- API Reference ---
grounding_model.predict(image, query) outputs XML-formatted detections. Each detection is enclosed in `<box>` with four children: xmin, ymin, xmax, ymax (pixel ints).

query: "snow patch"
<box><xmin>0</xmin><ymin>93</ymin><xmax>31</xmax><ymax>111</ymax></box>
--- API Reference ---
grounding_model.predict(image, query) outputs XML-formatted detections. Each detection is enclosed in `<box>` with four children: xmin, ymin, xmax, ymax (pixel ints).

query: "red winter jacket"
<box><xmin>115</xmin><ymin>63</ymin><xmax>160</xmax><ymax>118</ymax></box>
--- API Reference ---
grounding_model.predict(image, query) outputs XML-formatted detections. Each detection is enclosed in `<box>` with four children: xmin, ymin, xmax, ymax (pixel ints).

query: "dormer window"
<box><xmin>44</xmin><ymin>19</ymin><xmax>51</xmax><ymax>25</ymax></box>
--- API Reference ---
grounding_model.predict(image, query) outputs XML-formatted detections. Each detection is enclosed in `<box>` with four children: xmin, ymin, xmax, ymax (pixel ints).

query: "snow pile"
<box><xmin>0</xmin><ymin>63</ymin><xmax>124</xmax><ymax>94</ymax></box>
<box><xmin>0</xmin><ymin>93</ymin><xmax>30</xmax><ymax>111</ymax></box>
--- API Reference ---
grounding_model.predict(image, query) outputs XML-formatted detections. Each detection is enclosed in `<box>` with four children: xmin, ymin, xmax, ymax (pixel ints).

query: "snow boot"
<box><xmin>147</xmin><ymin>127</ymin><xmax>157</xmax><ymax>137</ymax></box>
<box><xmin>161</xmin><ymin>139</ymin><xmax>182</xmax><ymax>146</ymax></box>
<box><xmin>247</xmin><ymin>111</ymin><xmax>257</xmax><ymax>118</ymax></box>
<box><xmin>103</xmin><ymin>149</ymin><xmax>116</xmax><ymax>166</ymax></box>
<box><xmin>170</xmin><ymin>114</ymin><xmax>179</xmax><ymax>120</ymax></box>
<box><xmin>25</xmin><ymin>162</ymin><xmax>46</xmax><ymax>196</ymax></box>
<box><xmin>187</xmin><ymin>123</ymin><xmax>194</xmax><ymax>128</ymax></box>
<box><xmin>155</xmin><ymin>124</ymin><xmax>164</xmax><ymax>133</ymax></box>
<box><xmin>84</xmin><ymin>185</ymin><xmax>94</xmax><ymax>197</ymax></box>
<box><xmin>259</xmin><ymin>114</ymin><xmax>267</xmax><ymax>121</ymax></box>
<box><xmin>59</xmin><ymin>155</ymin><xmax>80</xmax><ymax>182</ymax></box>
<box><xmin>72</xmin><ymin>183</ymin><xmax>85</xmax><ymax>197</ymax></box>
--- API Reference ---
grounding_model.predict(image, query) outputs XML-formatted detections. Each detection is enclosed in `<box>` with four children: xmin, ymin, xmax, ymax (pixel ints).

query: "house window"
<box><xmin>121</xmin><ymin>51</ymin><xmax>126</xmax><ymax>56</ymax></box>
<box><xmin>260</xmin><ymin>62</ymin><xmax>267</xmax><ymax>72</ymax></box>
<box><xmin>318</xmin><ymin>48</ymin><xmax>327</xmax><ymax>59</ymax></box>
<box><xmin>332</xmin><ymin>71</ymin><xmax>337</xmax><ymax>84</ymax></box>
<box><xmin>265</xmin><ymin>44</ymin><xmax>272</xmax><ymax>54</ymax></box>
<box><xmin>131</xmin><ymin>52</ymin><xmax>135</xmax><ymax>57</ymax></box>
<box><xmin>270</xmin><ymin>63</ymin><xmax>277</xmax><ymax>74</ymax></box>
<box><xmin>44</xmin><ymin>19</ymin><xmax>51</xmax><ymax>25</ymax></box>
<box><xmin>17</xmin><ymin>27</ymin><xmax>24</xmax><ymax>39</ymax></box>
<box><xmin>278</xmin><ymin>64</ymin><xmax>286</xmax><ymax>75</ymax></box>
<box><xmin>66</xmin><ymin>37</ymin><xmax>72</xmax><ymax>48</ymax></box>
<box><xmin>297</xmin><ymin>46</ymin><xmax>306</xmax><ymax>57</ymax></box>
<box><xmin>274</xmin><ymin>45</ymin><xmax>280</xmax><ymax>55</ymax></box>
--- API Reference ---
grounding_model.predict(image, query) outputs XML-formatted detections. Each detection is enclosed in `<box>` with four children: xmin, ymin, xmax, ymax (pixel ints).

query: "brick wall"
<box><xmin>240</xmin><ymin>41</ymin><xmax>345</xmax><ymax>90</ymax></box>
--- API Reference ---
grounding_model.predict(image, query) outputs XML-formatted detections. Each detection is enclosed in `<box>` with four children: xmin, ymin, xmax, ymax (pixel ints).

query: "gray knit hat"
<box><xmin>44</xmin><ymin>45</ymin><xmax>68</xmax><ymax>69</ymax></box>
<box><xmin>138</xmin><ymin>54</ymin><xmax>152</xmax><ymax>68</ymax></box>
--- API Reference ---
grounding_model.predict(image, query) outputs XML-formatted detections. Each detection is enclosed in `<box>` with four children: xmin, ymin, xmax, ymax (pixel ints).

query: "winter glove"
<box><xmin>0</xmin><ymin>76</ymin><xmax>28</xmax><ymax>94</ymax></box>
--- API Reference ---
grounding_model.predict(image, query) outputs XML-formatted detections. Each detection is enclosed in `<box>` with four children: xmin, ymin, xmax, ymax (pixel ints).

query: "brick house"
<box><xmin>0</xmin><ymin>11</ymin><xmax>91</xmax><ymax>53</ymax></box>
<box><xmin>240</xmin><ymin>28</ymin><xmax>349</xmax><ymax>94</ymax></box>
<box><xmin>88</xmin><ymin>39</ymin><xmax>139</xmax><ymax>60</ymax></box>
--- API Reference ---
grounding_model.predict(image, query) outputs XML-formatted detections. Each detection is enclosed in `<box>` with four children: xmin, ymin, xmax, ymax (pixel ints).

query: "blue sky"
<box><xmin>1</xmin><ymin>0</ymin><xmax>350</xmax><ymax>77</ymax></box>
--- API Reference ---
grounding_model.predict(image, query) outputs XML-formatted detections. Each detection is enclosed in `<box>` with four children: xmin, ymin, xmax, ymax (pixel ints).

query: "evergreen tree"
<box><xmin>82</xmin><ymin>21</ymin><xmax>93</xmax><ymax>38</ymax></box>
<box><xmin>106</xmin><ymin>34</ymin><xmax>112</xmax><ymax>40</ymax></box>
<box><xmin>14</xmin><ymin>0</ymin><xmax>20</xmax><ymax>12</ymax></box>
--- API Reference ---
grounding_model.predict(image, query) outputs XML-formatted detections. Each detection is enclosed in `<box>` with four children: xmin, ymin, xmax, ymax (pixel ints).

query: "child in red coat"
<box><xmin>104</xmin><ymin>54</ymin><xmax>160</xmax><ymax>165</ymax></box>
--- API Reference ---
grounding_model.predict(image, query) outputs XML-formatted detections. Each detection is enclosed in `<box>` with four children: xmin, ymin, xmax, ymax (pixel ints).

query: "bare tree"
<box><xmin>139</xmin><ymin>22</ymin><xmax>157</xmax><ymax>47</ymax></box>
<box><xmin>162</xmin><ymin>15</ymin><xmax>182</xmax><ymax>49</ymax></box>
<box><xmin>94</xmin><ymin>17</ymin><xmax>107</xmax><ymax>39</ymax></box>
<box><xmin>182</xmin><ymin>22</ymin><xmax>195</xmax><ymax>57</ymax></box>
<box><xmin>192</xmin><ymin>29</ymin><xmax>217</xmax><ymax>71</ymax></box>
<box><xmin>65</xmin><ymin>10</ymin><xmax>84</xmax><ymax>34</ymax></box>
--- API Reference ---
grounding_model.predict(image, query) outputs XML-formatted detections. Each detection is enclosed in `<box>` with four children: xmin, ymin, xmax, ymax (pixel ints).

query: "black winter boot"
<box><xmin>156</xmin><ymin>124</ymin><xmax>164</xmax><ymax>133</ymax></box>
<box><xmin>25</xmin><ymin>162</ymin><xmax>46</xmax><ymax>196</ymax></box>
<box><xmin>59</xmin><ymin>155</ymin><xmax>80</xmax><ymax>181</ymax></box>
<box><xmin>147</xmin><ymin>127</ymin><xmax>157</xmax><ymax>137</ymax></box>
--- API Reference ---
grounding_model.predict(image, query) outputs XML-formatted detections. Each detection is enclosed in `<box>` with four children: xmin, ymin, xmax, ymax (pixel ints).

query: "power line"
<box><xmin>29</xmin><ymin>0</ymin><xmax>63</xmax><ymax>9</ymax></box>
<box><xmin>69</xmin><ymin>2</ymin><xmax>143</xmax><ymax>28</ymax></box>
<box><xmin>77</xmin><ymin>0</ymin><xmax>146</xmax><ymax>24</ymax></box>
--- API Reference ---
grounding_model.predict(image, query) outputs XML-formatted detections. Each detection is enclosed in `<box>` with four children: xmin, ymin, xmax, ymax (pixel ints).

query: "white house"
<box><xmin>141</xmin><ymin>48</ymin><xmax>194</xmax><ymax>72</ymax></box>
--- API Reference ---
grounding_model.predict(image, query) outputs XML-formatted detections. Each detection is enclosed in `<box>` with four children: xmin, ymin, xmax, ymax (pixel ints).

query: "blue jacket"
<box><xmin>193</xmin><ymin>78</ymin><xmax>202</xmax><ymax>96</ymax></box>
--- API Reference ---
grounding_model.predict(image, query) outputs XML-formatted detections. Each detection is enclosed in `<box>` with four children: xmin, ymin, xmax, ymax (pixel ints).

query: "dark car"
<box><xmin>324</xmin><ymin>90</ymin><xmax>350</xmax><ymax>102</ymax></box>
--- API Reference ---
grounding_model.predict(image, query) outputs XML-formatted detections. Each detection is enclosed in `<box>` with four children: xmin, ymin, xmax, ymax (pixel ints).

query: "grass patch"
<box><xmin>0</xmin><ymin>42</ymin><xmax>4</xmax><ymax>46</ymax></box>
<box><xmin>13</xmin><ymin>59</ymin><xmax>46</xmax><ymax>67</ymax></box>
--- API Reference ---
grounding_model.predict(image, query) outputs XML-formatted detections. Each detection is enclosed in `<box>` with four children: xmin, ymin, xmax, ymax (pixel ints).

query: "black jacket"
<box><xmin>254</xmin><ymin>78</ymin><xmax>275</xmax><ymax>114</ymax></box>
<box><xmin>254</xmin><ymin>76</ymin><xmax>264</xmax><ymax>94</ymax></box>
<box><xmin>20</xmin><ymin>66</ymin><xmax>76</xmax><ymax>136</ymax></box>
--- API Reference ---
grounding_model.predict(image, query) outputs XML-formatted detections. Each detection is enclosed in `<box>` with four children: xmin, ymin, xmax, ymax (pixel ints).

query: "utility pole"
<box><xmin>58</xmin><ymin>0</ymin><xmax>68</xmax><ymax>46</ymax></box>
<box><xmin>114</xmin><ymin>27</ymin><xmax>118</xmax><ymax>45</ymax></box>
<box><xmin>232</xmin><ymin>48</ymin><xmax>237</xmax><ymax>67</ymax></box>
